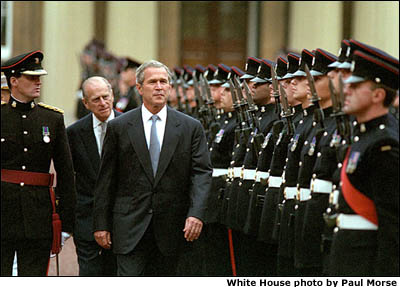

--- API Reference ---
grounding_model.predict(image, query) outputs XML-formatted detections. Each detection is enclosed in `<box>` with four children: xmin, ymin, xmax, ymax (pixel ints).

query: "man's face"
<box><xmin>221</xmin><ymin>87</ymin><xmax>233</xmax><ymax>112</ymax></box>
<box><xmin>210</xmin><ymin>84</ymin><xmax>221</xmax><ymax>108</ymax></box>
<box><xmin>83</xmin><ymin>80</ymin><xmax>114</xmax><ymax>122</ymax></box>
<box><xmin>291</xmin><ymin>76</ymin><xmax>309</xmax><ymax>103</ymax></box>
<box><xmin>120</xmin><ymin>68</ymin><xmax>137</xmax><ymax>87</ymax></box>
<box><xmin>280</xmin><ymin>78</ymin><xmax>298</xmax><ymax>106</ymax></box>
<box><xmin>310</xmin><ymin>75</ymin><xmax>330</xmax><ymax>103</ymax></box>
<box><xmin>251</xmin><ymin>82</ymin><xmax>270</xmax><ymax>105</ymax></box>
<box><xmin>137</xmin><ymin>67</ymin><xmax>171</xmax><ymax>110</ymax></box>
<box><xmin>343</xmin><ymin>80</ymin><xmax>374</xmax><ymax>117</ymax></box>
<box><xmin>11</xmin><ymin>74</ymin><xmax>42</xmax><ymax>102</ymax></box>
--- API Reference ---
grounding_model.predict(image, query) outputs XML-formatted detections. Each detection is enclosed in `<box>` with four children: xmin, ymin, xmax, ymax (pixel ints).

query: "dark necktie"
<box><xmin>149</xmin><ymin>115</ymin><xmax>160</xmax><ymax>176</ymax></box>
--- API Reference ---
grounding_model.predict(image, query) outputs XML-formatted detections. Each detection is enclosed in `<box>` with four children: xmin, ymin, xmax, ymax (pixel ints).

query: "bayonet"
<box><xmin>193</xmin><ymin>72</ymin><xmax>209</xmax><ymax>129</ymax></box>
<box><xmin>305</xmin><ymin>64</ymin><xmax>325</xmax><ymax>129</ymax></box>
<box><xmin>179</xmin><ymin>75</ymin><xmax>191</xmax><ymax>114</ymax></box>
<box><xmin>271</xmin><ymin>65</ymin><xmax>282</xmax><ymax>119</ymax></box>
<box><xmin>279</xmin><ymin>83</ymin><xmax>295</xmax><ymax>136</ymax></box>
<box><xmin>172</xmin><ymin>74</ymin><xmax>183</xmax><ymax>111</ymax></box>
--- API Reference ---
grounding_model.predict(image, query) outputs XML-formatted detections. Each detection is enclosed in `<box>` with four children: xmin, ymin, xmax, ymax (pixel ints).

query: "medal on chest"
<box><xmin>308</xmin><ymin>136</ymin><xmax>317</xmax><ymax>156</ymax></box>
<box><xmin>346</xmin><ymin>151</ymin><xmax>360</xmax><ymax>174</ymax></box>
<box><xmin>262</xmin><ymin>132</ymin><xmax>272</xmax><ymax>149</ymax></box>
<box><xmin>214</xmin><ymin>129</ymin><xmax>225</xmax><ymax>143</ymax></box>
<box><xmin>290</xmin><ymin>134</ymin><xmax>300</xmax><ymax>152</ymax></box>
<box><xmin>42</xmin><ymin>126</ymin><xmax>51</xmax><ymax>143</ymax></box>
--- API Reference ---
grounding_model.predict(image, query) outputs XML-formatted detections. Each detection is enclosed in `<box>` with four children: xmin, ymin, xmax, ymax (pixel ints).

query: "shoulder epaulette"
<box><xmin>1</xmin><ymin>101</ymin><xmax>7</xmax><ymax>105</ymax></box>
<box><xmin>38</xmin><ymin>102</ymin><xmax>64</xmax><ymax>114</ymax></box>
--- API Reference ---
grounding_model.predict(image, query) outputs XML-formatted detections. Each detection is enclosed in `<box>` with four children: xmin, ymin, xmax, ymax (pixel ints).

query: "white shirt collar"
<box><xmin>92</xmin><ymin>110</ymin><xmax>115</xmax><ymax>129</ymax></box>
<box><xmin>141</xmin><ymin>104</ymin><xmax>167</xmax><ymax>123</ymax></box>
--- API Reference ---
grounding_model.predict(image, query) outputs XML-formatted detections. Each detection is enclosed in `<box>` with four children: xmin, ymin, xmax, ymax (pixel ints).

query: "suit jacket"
<box><xmin>67</xmin><ymin>110</ymin><xmax>121</xmax><ymax>241</ymax></box>
<box><xmin>93</xmin><ymin>106</ymin><xmax>212</xmax><ymax>256</ymax></box>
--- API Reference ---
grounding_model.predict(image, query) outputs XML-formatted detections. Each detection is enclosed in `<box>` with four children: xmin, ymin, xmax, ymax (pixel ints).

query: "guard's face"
<box><xmin>83</xmin><ymin>81</ymin><xmax>114</xmax><ymax>122</ymax></box>
<box><xmin>291</xmin><ymin>76</ymin><xmax>309</xmax><ymax>103</ymax></box>
<box><xmin>312</xmin><ymin>75</ymin><xmax>330</xmax><ymax>103</ymax></box>
<box><xmin>343</xmin><ymin>80</ymin><xmax>373</xmax><ymax>117</ymax></box>
<box><xmin>251</xmin><ymin>82</ymin><xmax>270</xmax><ymax>105</ymax></box>
<box><xmin>280</xmin><ymin>78</ymin><xmax>297</xmax><ymax>106</ymax></box>
<box><xmin>210</xmin><ymin>84</ymin><xmax>221</xmax><ymax>107</ymax></box>
<box><xmin>137</xmin><ymin>67</ymin><xmax>170</xmax><ymax>110</ymax></box>
<box><xmin>221</xmin><ymin>88</ymin><xmax>233</xmax><ymax>112</ymax></box>
<box><xmin>11</xmin><ymin>74</ymin><xmax>42</xmax><ymax>101</ymax></box>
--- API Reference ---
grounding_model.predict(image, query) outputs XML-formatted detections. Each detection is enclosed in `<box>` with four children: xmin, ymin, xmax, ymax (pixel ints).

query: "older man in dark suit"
<box><xmin>67</xmin><ymin>76</ymin><xmax>121</xmax><ymax>276</ymax></box>
<box><xmin>93</xmin><ymin>60</ymin><xmax>212</xmax><ymax>276</ymax></box>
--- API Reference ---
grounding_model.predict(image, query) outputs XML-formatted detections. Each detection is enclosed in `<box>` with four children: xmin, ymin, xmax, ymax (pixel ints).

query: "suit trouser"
<box><xmin>1</xmin><ymin>238</ymin><xmax>51</xmax><ymax>276</ymax></box>
<box><xmin>116</xmin><ymin>222</ymin><xmax>179</xmax><ymax>276</ymax></box>
<box><xmin>73</xmin><ymin>237</ymin><xmax>117</xmax><ymax>276</ymax></box>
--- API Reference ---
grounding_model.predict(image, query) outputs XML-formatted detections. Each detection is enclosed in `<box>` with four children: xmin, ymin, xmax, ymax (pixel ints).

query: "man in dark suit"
<box><xmin>93</xmin><ymin>60</ymin><xmax>212</xmax><ymax>276</ymax></box>
<box><xmin>67</xmin><ymin>76</ymin><xmax>120</xmax><ymax>276</ymax></box>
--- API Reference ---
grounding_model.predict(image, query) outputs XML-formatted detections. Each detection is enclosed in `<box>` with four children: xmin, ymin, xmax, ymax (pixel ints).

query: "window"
<box><xmin>1</xmin><ymin>1</ymin><xmax>13</xmax><ymax>60</ymax></box>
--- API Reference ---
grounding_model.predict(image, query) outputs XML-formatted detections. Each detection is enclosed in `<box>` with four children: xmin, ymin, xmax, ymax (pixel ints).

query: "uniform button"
<box><xmin>20</xmin><ymin>182</ymin><xmax>25</xmax><ymax>187</ymax></box>
<box><xmin>294</xmin><ymin>204</ymin><xmax>298</xmax><ymax>210</ymax></box>
<box><xmin>354</xmin><ymin>136</ymin><xmax>359</xmax><ymax>142</ymax></box>
<box><xmin>379</xmin><ymin>124</ymin><xmax>385</xmax><ymax>130</ymax></box>
<box><xmin>209</xmin><ymin>147</ymin><xmax>213</xmax><ymax>152</ymax></box>
<box><xmin>326</xmin><ymin>207</ymin><xmax>331</xmax><ymax>213</ymax></box>
<box><xmin>23</xmin><ymin>131</ymin><xmax>28</xmax><ymax>135</ymax></box>
<box><xmin>317</xmin><ymin>152</ymin><xmax>321</xmax><ymax>157</ymax></box>
<box><xmin>304</xmin><ymin>141</ymin><xmax>308</xmax><ymax>145</ymax></box>
<box><xmin>22</xmin><ymin>115</ymin><xmax>27</xmax><ymax>119</ymax></box>
<box><xmin>246</xmin><ymin>148</ymin><xmax>250</xmax><ymax>152</ymax></box>
<box><xmin>22</xmin><ymin>166</ymin><xmax>26</xmax><ymax>170</ymax></box>
<box><xmin>299</xmin><ymin>161</ymin><xmax>302</xmax><ymax>166</ymax></box>
<box><xmin>299</xmin><ymin>120</ymin><xmax>303</xmax><ymax>124</ymax></box>
<box><xmin>312</xmin><ymin>122</ymin><xmax>317</xmax><ymax>127</ymax></box>
<box><xmin>324</xmin><ymin>131</ymin><xmax>328</xmax><ymax>136</ymax></box>
<box><xmin>285</xmin><ymin>158</ymin><xmax>288</xmax><ymax>162</ymax></box>
<box><xmin>334</xmin><ymin>227</ymin><xmax>339</xmax><ymax>233</ymax></box>
<box><xmin>148</xmin><ymin>209</ymin><xmax>153</xmax><ymax>214</ymax></box>
<box><xmin>24</xmin><ymin>148</ymin><xmax>28</xmax><ymax>152</ymax></box>
<box><xmin>337</xmin><ymin>163</ymin><xmax>342</xmax><ymax>168</ymax></box>
<box><xmin>1</xmin><ymin>138</ymin><xmax>4</xmax><ymax>142</ymax></box>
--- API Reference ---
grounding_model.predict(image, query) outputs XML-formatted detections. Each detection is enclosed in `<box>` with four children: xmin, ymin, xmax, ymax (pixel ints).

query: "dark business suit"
<box><xmin>67</xmin><ymin>110</ymin><xmax>121</xmax><ymax>276</ymax></box>
<box><xmin>93</xmin><ymin>106</ymin><xmax>212</xmax><ymax>275</ymax></box>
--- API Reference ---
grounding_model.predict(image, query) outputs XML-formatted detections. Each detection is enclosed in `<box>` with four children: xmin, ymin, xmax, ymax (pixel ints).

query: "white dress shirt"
<box><xmin>93</xmin><ymin>110</ymin><xmax>115</xmax><ymax>155</ymax></box>
<box><xmin>141</xmin><ymin>104</ymin><xmax>167</xmax><ymax>151</ymax></box>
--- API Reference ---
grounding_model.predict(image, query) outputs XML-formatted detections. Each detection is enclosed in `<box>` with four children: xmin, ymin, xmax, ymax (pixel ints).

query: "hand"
<box><xmin>94</xmin><ymin>231</ymin><xmax>112</xmax><ymax>249</ymax></box>
<box><xmin>183</xmin><ymin>217</ymin><xmax>203</xmax><ymax>242</ymax></box>
<box><xmin>61</xmin><ymin>232</ymin><xmax>72</xmax><ymax>247</ymax></box>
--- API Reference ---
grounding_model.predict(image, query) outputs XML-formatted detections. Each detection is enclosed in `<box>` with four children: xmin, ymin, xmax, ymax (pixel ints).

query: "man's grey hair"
<box><xmin>136</xmin><ymin>60</ymin><xmax>172</xmax><ymax>85</ymax></box>
<box><xmin>81</xmin><ymin>76</ymin><xmax>113</xmax><ymax>99</ymax></box>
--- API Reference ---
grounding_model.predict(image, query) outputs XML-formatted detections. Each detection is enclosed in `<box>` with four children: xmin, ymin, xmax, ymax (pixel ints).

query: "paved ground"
<box><xmin>48</xmin><ymin>238</ymin><xmax>79</xmax><ymax>276</ymax></box>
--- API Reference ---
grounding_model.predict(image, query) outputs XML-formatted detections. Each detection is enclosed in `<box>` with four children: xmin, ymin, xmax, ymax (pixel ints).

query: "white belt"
<box><xmin>284</xmin><ymin>186</ymin><xmax>297</xmax><ymax>200</ymax></box>
<box><xmin>269</xmin><ymin>176</ymin><xmax>283</xmax><ymax>188</ymax></box>
<box><xmin>311</xmin><ymin>178</ymin><xmax>333</xmax><ymax>194</ymax></box>
<box><xmin>336</xmin><ymin>214</ymin><xmax>378</xmax><ymax>231</ymax></box>
<box><xmin>297</xmin><ymin>187</ymin><xmax>311</xmax><ymax>201</ymax></box>
<box><xmin>241</xmin><ymin>169</ymin><xmax>257</xmax><ymax>180</ymax></box>
<box><xmin>255</xmin><ymin>171</ymin><xmax>269</xmax><ymax>183</ymax></box>
<box><xmin>233</xmin><ymin>167</ymin><xmax>242</xmax><ymax>178</ymax></box>
<box><xmin>212</xmin><ymin>168</ymin><xmax>229</xmax><ymax>178</ymax></box>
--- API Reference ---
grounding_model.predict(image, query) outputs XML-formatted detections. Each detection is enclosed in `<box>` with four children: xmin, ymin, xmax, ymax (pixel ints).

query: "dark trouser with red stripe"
<box><xmin>1</xmin><ymin>238</ymin><xmax>52</xmax><ymax>276</ymax></box>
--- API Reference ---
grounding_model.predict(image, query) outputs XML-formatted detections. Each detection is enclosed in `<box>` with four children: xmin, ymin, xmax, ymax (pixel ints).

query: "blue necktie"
<box><xmin>149</xmin><ymin>115</ymin><xmax>160</xmax><ymax>176</ymax></box>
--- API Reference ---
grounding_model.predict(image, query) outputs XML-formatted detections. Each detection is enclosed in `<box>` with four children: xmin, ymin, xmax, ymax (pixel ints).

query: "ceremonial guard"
<box><xmin>1</xmin><ymin>51</ymin><xmax>76</xmax><ymax>275</ymax></box>
<box><xmin>328</xmin><ymin>49</ymin><xmax>399</xmax><ymax>276</ymax></box>
<box><xmin>257</xmin><ymin>53</ymin><xmax>303</xmax><ymax>248</ymax></box>
<box><xmin>292</xmin><ymin>49</ymin><xmax>337</xmax><ymax>276</ymax></box>
<box><xmin>203</xmin><ymin>66</ymin><xmax>243</xmax><ymax>276</ymax></box>
<box><xmin>276</xmin><ymin>49</ymin><xmax>316</xmax><ymax>276</ymax></box>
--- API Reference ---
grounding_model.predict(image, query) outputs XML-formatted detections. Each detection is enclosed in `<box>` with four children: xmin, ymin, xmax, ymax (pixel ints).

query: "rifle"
<box><xmin>172</xmin><ymin>74</ymin><xmax>183</xmax><ymax>112</ymax></box>
<box><xmin>232</xmin><ymin>76</ymin><xmax>252</xmax><ymax>143</ymax></box>
<box><xmin>271</xmin><ymin>65</ymin><xmax>282</xmax><ymax>119</ymax></box>
<box><xmin>179</xmin><ymin>75</ymin><xmax>192</xmax><ymax>115</ymax></box>
<box><xmin>192</xmin><ymin>72</ymin><xmax>209</xmax><ymax>130</ymax></box>
<box><xmin>279</xmin><ymin>83</ymin><xmax>295</xmax><ymax>136</ymax></box>
<box><xmin>200</xmin><ymin>74</ymin><xmax>221</xmax><ymax>142</ymax></box>
<box><xmin>305</xmin><ymin>64</ymin><xmax>325</xmax><ymax>130</ymax></box>
<box><xmin>228</xmin><ymin>78</ymin><xmax>245</xmax><ymax>144</ymax></box>
<box><xmin>338</xmin><ymin>74</ymin><xmax>351</xmax><ymax>144</ymax></box>
<box><xmin>242</xmin><ymin>79</ymin><xmax>265</xmax><ymax>156</ymax></box>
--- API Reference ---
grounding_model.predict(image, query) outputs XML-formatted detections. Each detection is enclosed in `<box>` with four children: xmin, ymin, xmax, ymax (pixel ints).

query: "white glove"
<box><xmin>61</xmin><ymin>232</ymin><xmax>72</xmax><ymax>247</ymax></box>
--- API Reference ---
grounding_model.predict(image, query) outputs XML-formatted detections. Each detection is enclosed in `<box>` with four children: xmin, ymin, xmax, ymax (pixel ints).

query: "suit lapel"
<box><xmin>127</xmin><ymin>109</ymin><xmax>154</xmax><ymax>183</ymax></box>
<box><xmin>79</xmin><ymin>115</ymin><xmax>101</xmax><ymax>175</ymax></box>
<box><xmin>154</xmin><ymin>107</ymin><xmax>180</xmax><ymax>187</ymax></box>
